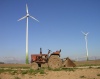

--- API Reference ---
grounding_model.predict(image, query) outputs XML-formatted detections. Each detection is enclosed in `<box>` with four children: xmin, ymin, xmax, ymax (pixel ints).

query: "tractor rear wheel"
<box><xmin>31</xmin><ymin>62</ymin><xmax>38</xmax><ymax>70</ymax></box>
<box><xmin>48</xmin><ymin>55</ymin><xmax>62</xmax><ymax>69</ymax></box>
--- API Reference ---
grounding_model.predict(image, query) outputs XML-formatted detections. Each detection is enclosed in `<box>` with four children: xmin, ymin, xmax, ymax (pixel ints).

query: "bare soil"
<box><xmin>0</xmin><ymin>60</ymin><xmax>100</xmax><ymax>67</ymax></box>
<box><xmin>0</xmin><ymin>69</ymin><xmax>100</xmax><ymax>79</ymax></box>
<box><xmin>74</xmin><ymin>60</ymin><xmax>100</xmax><ymax>66</ymax></box>
<box><xmin>0</xmin><ymin>60</ymin><xmax>100</xmax><ymax>79</ymax></box>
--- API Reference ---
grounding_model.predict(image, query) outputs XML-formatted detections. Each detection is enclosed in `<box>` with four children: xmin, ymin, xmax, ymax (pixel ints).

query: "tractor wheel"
<box><xmin>31</xmin><ymin>62</ymin><xmax>38</xmax><ymax>70</ymax></box>
<box><xmin>48</xmin><ymin>55</ymin><xmax>62</xmax><ymax>69</ymax></box>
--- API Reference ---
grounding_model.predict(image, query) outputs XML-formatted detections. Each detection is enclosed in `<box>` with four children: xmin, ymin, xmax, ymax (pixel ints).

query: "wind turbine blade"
<box><xmin>18</xmin><ymin>16</ymin><xmax>27</xmax><ymax>21</ymax></box>
<box><xmin>29</xmin><ymin>15</ymin><xmax>39</xmax><ymax>22</ymax></box>
<box><xmin>81</xmin><ymin>31</ymin><xmax>85</xmax><ymax>35</ymax></box>
<box><xmin>26</xmin><ymin>4</ymin><xmax>28</xmax><ymax>14</ymax></box>
<box><xmin>86</xmin><ymin>32</ymin><xmax>89</xmax><ymax>35</ymax></box>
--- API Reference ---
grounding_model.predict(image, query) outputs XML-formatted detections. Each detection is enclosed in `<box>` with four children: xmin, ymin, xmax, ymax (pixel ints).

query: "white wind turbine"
<box><xmin>18</xmin><ymin>4</ymin><xmax>39</xmax><ymax>64</ymax></box>
<box><xmin>81</xmin><ymin>31</ymin><xmax>89</xmax><ymax>61</ymax></box>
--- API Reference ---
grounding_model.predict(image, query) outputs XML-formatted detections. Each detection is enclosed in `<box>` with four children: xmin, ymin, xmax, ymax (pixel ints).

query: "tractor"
<box><xmin>31</xmin><ymin>48</ymin><xmax>62</xmax><ymax>70</ymax></box>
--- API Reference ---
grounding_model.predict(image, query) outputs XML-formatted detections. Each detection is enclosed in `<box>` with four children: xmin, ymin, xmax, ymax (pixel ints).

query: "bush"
<box><xmin>21</xmin><ymin>70</ymin><xmax>28</xmax><ymax>75</ymax></box>
<box><xmin>14</xmin><ymin>76</ymin><xmax>21</xmax><ymax>79</ymax></box>
<box><xmin>39</xmin><ymin>69</ymin><xmax>45</xmax><ymax>74</ymax></box>
<box><xmin>28</xmin><ymin>69</ymin><xmax>34</xmax><ymax>74</ymax></box>
<box><xmin>10</xmin><ymin>70</ymin><xmax>17</xmax><ymax>75</ymax></box>
<box><xmin>80</xmin><ymin>75</ymin><xmax>86</xmax><ymax>78</ymax></box>
<box><xmin>97</xmin><ymin>74</ymin><xmax>100</xmax><ymax>76</ymax></box>
<box><xmin>62</xmin><ymin>68</ymin><xmax>75</xmax><ymax>71</ymax></box>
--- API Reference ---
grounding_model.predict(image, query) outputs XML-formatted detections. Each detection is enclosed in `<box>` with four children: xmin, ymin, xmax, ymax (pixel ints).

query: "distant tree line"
<box><xmin>0</xmin><ymin>62</ymin><xmax>4</xmax><ymax>64</ymax></box>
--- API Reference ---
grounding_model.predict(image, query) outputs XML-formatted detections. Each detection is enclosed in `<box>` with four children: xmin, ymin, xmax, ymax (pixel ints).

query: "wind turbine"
<box><xmin>18</xmin><ymin>4</ymin><xmax>39</xmax><ymax>64</ymax></box>
<box><xmin>81</xmin><ymin>31</ymin><xmax>89</xmax><ymax>61</ymax></box>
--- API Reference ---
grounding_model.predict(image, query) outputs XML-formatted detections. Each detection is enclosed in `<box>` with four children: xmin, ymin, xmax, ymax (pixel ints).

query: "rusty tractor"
<box><xmin>31</xmin><ymin>48</ymin><xmax>62</xmax><ymax>70</ymax></box>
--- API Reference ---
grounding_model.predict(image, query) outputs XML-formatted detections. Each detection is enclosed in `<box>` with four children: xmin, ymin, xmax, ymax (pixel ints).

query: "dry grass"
<box><xmin>0</xmin><ymin>60</ymin><xmax>99</xmax><ymax>72</ymax></box>
<box><xmin>0</xmin><ymin>60</ymin><xmax>100</xmax><ymax>68</ymax></box>
<box><xmin>0</xmin><ymin>69</ymin><xmax>100</xmax><ymax>79</ymax></box>
<box><xmin>74</xmin><ymin>60</ymin><xmax>100</xmax><ymax>66</ymax></box>
<box><xmin>0</xmin><ymin>60</ymin><xmax>100</xmax><ymax>79</ymax></box>
<box><xmin>0</xmin><ymin>64</ymin><xmax>31</xmax><ymax>68</ymax></box>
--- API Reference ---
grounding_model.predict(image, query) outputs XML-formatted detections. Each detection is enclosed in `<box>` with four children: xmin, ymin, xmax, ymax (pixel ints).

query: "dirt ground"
<box><xmin>0</xmin><ymin>60</ymin><xmax>100</xmax><ymax>79</ymax></box>
<box><xmin>74</xmin><ymin>60</ymin><xmax>100</xmax><ymax>66</ymax></box>
<box><xmin>0</xmin><ymin>69</ymin><xmax>100</xmax><ymax>79</ymax></box>
<box><xmin>0</xmin><ymin>60</ymin><xmax>100</xmax><ymax>67</ymax></box>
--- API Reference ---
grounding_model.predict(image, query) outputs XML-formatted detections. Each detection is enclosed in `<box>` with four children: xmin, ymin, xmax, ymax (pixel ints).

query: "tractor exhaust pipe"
<box><xmin>40</xmin><ymin>48</ymin><xmax>42</xmax><ymax>55</ymax></box>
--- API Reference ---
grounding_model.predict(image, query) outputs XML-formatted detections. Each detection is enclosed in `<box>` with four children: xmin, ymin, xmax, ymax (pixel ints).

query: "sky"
<box><xmin>0</xmin><ymin>0</ymin><xmax>100</xmax><ymax>62</ymax></box>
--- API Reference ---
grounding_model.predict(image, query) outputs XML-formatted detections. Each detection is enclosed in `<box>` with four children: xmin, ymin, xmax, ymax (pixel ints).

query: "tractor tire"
<box><xmin>31</xmin><ymin>62</ymin><xmax>38</xmax><ymax>70</ymax></box>
<box><xmin>48</xmin><ymin>55</ymin><xmax>62</xmax><ymax>69</ymax></box>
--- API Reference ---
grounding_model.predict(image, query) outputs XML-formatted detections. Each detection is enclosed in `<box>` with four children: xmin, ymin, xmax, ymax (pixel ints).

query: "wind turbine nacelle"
<box><xmin>27</xmin><ymin>13</ymin><xmax>29</xmax><ymax>17</ymax></box>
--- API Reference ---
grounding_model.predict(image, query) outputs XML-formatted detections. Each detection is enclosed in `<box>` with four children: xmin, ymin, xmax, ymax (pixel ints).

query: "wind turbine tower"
<box><xmin>18</xmin><ymin>4</ymin><xmax>39</xmax><ymax>64</ymax></box>
<box><xmin>81</xmin><ymin>31</ymin><xmax>89</xmax><ymax>61</ymax></box>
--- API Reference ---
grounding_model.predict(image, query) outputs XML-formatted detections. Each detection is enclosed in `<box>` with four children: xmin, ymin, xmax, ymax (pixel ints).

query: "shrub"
<box><xmin>21</xmin><ymin>70</ymin><xmax>28</xmax><ymax>75</ymax></box>
<box><xmin>0</xmin><ymin>69</ymin><xmax>4</xmax><ymax>73</ymax></box>
<box><xmin>80</xmin><ymin>75</ymin><xmax>86</xmax><ymax>78</ymax></box>
<box><xmin>97</xmin><ymin>74</ymin><xmax>100</xmax><ymax>76</ymax></box>
<box><xmin>28</xmin><ymin>69</ymin><xmax>34</xmax><ymax>74</ymax></box>
<box><xmin>39</xmin><ymin>69</ymin><xmax>45</xmax><ymax>74</ymax></box>
<box><xmin>62</xmin><ymin>68</ymin><xmax>75</xmax><ymax>72</ymax></box>
<box><xmin>14</xmin><ymin>76</ymin><xmax>21</xmax><ymax>79</ymax></box>
<box><xmin>10</xmin><ymin>70</ymin><xmax>17</xmax><ymax>75</ymax></box>
<box><xmin>97</xmin><ymin>67</ymin><xmax>100</xmax><ymax>69</ymax></box>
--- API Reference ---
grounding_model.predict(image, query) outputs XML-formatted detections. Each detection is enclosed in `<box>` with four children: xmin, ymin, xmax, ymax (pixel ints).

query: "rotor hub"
<box><xmin>27</xmin><ymin>13</ymin><xmax>29</xmax><ymax>17</ymax></box>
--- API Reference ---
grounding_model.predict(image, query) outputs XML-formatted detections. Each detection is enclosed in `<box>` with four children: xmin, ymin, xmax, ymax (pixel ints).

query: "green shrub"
<box><xmin>97</xmin><ymin>74</ymin><xmax>100</xmax><ymax>76</ymax></box>
<box><xmin>14</xmin><ymin>76</ymin><xmax>21</xmax><ymax>79</ymax></box>
<box><xmin>39</xmin><ymin>69</ymin><xmax>45</xmax><ymax>74</ymax></box>
<box><xmin>48</xmin><ymin>67</ymin><xmax>62</xmax><ymax>71</ymax></box>
<box><xmin>0</xmin><ymin>69</ymin><xmax>4</xmax><ymax>73</ymax></box>
<box><xmin>28</xmin><ymin>69</ymin><xmax>34</xmax><ymax>74</ymax></box>
<box><xmin>10</xmin><ymin>70</ymin><xmax>17</xmax><ymax>75</ymax></box>
<box><xmin>62</xmin><ymin>68</ymin><xmax>75</xmax><ymax>71</ymax></box>
<box><xmin>21</xmin><ymin>70</ymin><xmax>28</xmax><ymax>74</ymax></box>
<box><xmin>53</xmin><ymin>68</ymin><xmax>62</xmax><ymax>71</ymax></box>
<box><xmin>97</xmin><ymin>67</ymin><xmax>100</xmax><ymax>69</ymax></box>
<box><xmin>80</xmin><ymin>75</ymin><xmax>86</xmax><ymax>78</ymax></box>
<box><xmin>48</xmin><ymin>67</ymin><xmax>52</xmax><ymax>70</ymax></box>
